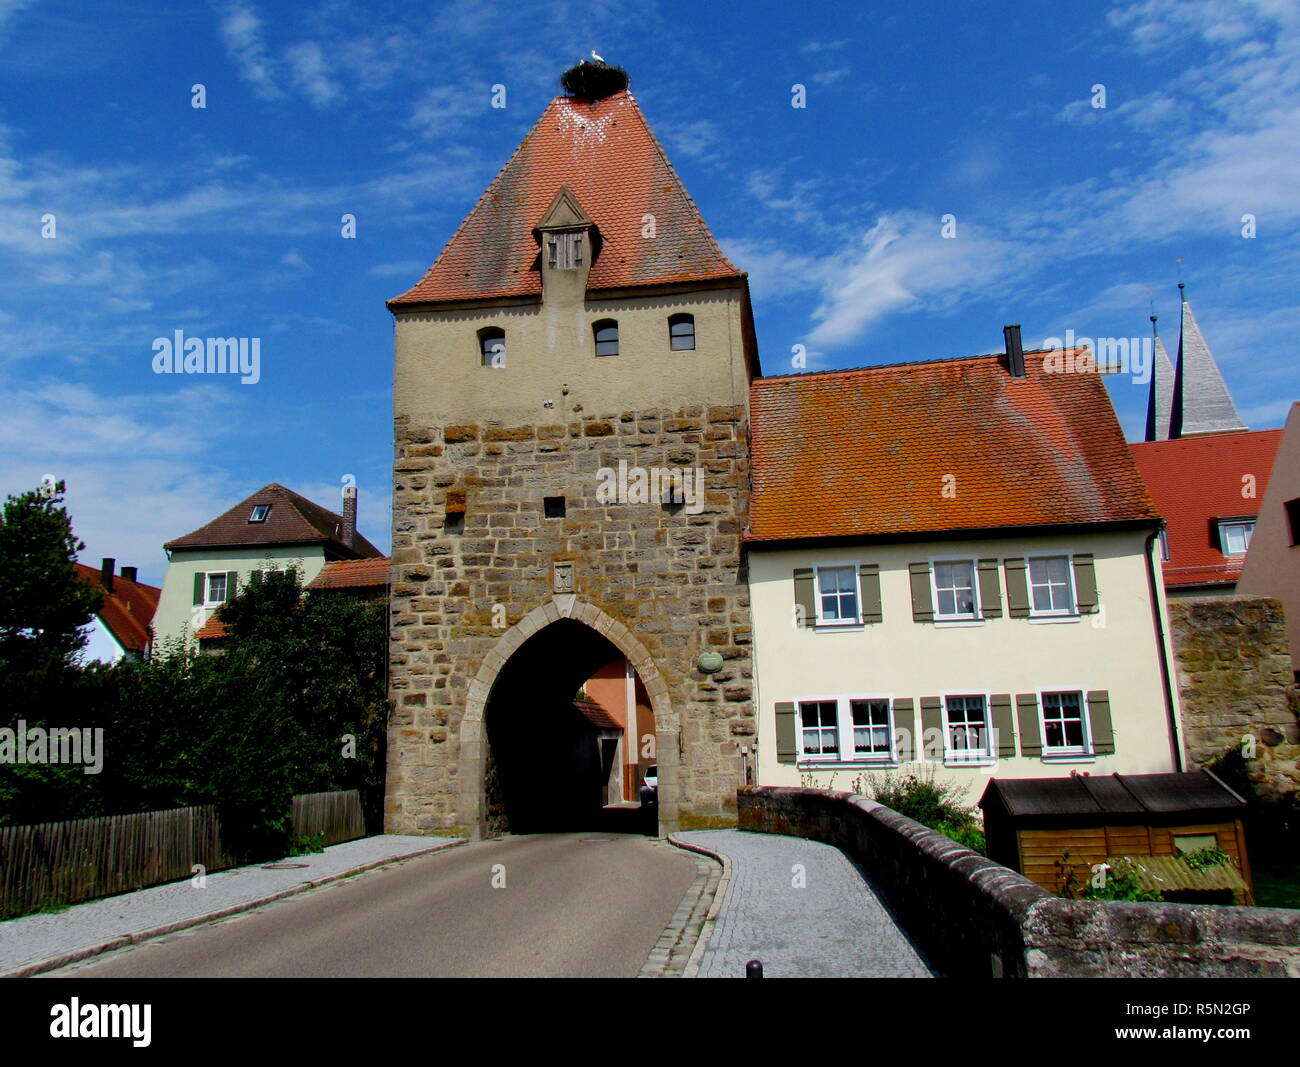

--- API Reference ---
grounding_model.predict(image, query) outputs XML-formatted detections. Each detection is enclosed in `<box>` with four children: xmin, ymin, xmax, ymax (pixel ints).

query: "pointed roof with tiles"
<box><xmin>388</xmin><ymin>88</ymin><xmax>742</xmax><ymax>307</ymax></box>
<box><xmin>1144</xmin><ymin>322</ymin><xmax>1176</xmax><ymax>442</ymax></box>
<box><xmin>1170</xmin><ymin>287</ymin><xmax>1246</xmax><ymax>438</ymax></box>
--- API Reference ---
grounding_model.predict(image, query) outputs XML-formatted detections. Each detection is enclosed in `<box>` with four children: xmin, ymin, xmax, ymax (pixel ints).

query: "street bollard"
<box><xmin>746</xmin><ymin>959</ymin><xmax>763</xmax><ymax>978</ymax></box>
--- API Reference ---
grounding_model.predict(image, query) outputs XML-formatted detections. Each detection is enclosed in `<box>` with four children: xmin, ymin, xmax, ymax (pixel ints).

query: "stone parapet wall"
<box><xmin>738</xmin><ymin>786</ymin><xmax>1300</xmax><ymax>978</ymax></box>
<box><xmin>1168</xmin><ymin>597</ymin><xmax>1300</xmax><ymax>798</ymax></box>
<box><xmin>385</xmin><ymin>403</ymin><xmax>755</xmax><ymax>834</ymax></box>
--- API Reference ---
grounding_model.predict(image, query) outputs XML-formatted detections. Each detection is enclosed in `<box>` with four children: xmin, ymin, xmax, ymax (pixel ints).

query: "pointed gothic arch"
<box><xmin>457</xmin><ymin>596</ymin><xmax>678</xmax><ymax>838</ymax></box>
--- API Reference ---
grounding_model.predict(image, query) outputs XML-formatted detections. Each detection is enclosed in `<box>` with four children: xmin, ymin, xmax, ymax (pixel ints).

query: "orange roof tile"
<box><xmin>1130</xmin><ymin>430</ymin><xmax>1282</xmax><ymax>587</ymax></box>
<box><xmin>306</xmin><ymin>557</ymin><xmax>391</xmax><ymax>590</ymax></box>
<box><xmin>74</xmin><ymin>563</ymin><xmax>160</xmax><ymax>654</ymax></box>
<box><xmin>389</xmin><ymin>90</ymin><xmax>742</xmax><ymax>307</ymax></box>
<box><xmin>748</xmin><ymin>350</ymin><xmax>1160</xmax><ymax>542</ymax></box>
<box><xmin>195</xmin><ymin>615</ymin><xmax>228</xmax><ymax>641</ymax></box>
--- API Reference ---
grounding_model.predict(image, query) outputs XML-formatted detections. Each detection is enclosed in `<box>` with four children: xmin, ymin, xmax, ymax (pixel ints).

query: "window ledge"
<box><xmin>943</xmin><ymin>757</ymin><xmax>996</xmax><ymax>768</ymax></box>
<box><xmin>1028</xmin><ymin>614</ymin><xmax>1081</xmax><ymax>625</ymax></box>
<box><xmin>1041</xmin><ymin>753</ymin><xmax>1097</xmax><ymax>764</ymax></box>
<box><xmin>933</xmin><ymin>618</ymin><xmax>984</xmax><ymax>628</ymax></box>
<box><xmin>813</xmin><ymin>622</ymin><xmax>866</xmax><ymax>632</ymax></box>
<box><xmin>798</xmin><ymin>760</ymin><xmax>899</xmax><ymax>770</ymax></box>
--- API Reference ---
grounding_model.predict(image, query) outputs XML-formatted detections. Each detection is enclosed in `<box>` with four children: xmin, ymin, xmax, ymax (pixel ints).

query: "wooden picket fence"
<box><xmin>290</xmin><ymin>789</ymin><xmax>365</xmax><ymax>847</ymax></box>
<box><xmin>0</xmin><ymin>805</ymin><xmax>224</xmax><ymax>919</ymax></box>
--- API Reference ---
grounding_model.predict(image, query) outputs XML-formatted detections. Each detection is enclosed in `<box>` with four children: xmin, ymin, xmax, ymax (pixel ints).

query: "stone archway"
<box><xmin>458</xmin><ymin>595</ymin><xmax>679</xmax><ymax>838</ymax></box>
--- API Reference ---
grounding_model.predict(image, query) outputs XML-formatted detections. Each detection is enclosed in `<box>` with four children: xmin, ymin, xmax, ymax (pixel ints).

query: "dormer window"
<box><xmin>1218</xmin><ymin>519</ymin><xmax>1254</xmax><ymax>557</ymax></box>
<box><xmin>478</xmin><ymin>327</ymin><xmax>506</xmax><ymax>368</ymax></box>
<box><xmin>548</xmin><ymin>230</ymin><xmax>583</xmax><ymax>270</ymax></box>
<box><xmin>249</xmin><ymin>505</ymin><xmax>270</xmax><ymax>523</ymax></box>
<box><xmin>593</xmin><ymin>319</ymin><xmax>619</xmax><ymax>356</ymax></box>
<box><xmin>669</xmin><ymin>313</ymin><xmax>696</xmax><ymax>351</ymax></box>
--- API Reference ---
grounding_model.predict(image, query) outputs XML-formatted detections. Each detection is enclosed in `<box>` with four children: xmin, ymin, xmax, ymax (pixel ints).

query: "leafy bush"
<box><xmin>854</xmin><ymin>768</ymin><xmax>986</xmax><ymax>854</ymax></box>
<box><xmin>1081</xmin><ymin>857</ymin><xmax>1163</xmax><ymax>903</ymax></box>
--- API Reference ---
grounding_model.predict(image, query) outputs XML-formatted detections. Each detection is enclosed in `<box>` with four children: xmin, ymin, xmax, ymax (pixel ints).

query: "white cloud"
<box><xmin>286</xmin><ymin>41</ymin><xmax>341</xmax><ymax>107</ymax></box>
<box><xmin>217</xmin><ymin>1</ymin><xmax>282</xmax><ymax>100</ymax></box>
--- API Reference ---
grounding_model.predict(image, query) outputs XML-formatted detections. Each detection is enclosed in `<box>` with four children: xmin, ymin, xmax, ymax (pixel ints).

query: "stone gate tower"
<box><xmin>384</xmin><ymin>69</ymin><xmax>759</xmax><ymax>836</ymax></box>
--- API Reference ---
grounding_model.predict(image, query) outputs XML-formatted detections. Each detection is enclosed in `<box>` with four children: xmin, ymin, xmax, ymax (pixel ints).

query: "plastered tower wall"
<box><xmin>385</xmin><ymin>283</ymin><xmax>757</xmax><ymax>835</ymax></box>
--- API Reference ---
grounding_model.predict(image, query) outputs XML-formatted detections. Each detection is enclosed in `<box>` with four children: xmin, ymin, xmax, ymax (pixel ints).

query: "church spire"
<box><xmin>1169</xmin><ymin>281</ymin><xmax>1247</xmax><ymax>438</ymax></box>
<box><xmin>1144</xmin><ymin>310</ymin><xmax>1175</xmax><ymax>441</ymax></box>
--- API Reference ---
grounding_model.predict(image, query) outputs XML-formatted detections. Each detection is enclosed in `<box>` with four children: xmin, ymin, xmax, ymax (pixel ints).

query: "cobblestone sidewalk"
<box><xmin>674</xmin><ymin>830</ymin><xmax>934</xmax><ymax>978</ymax></box>
<box><xmin>0</xmin><ymin>834</ymin><xmax>464</xmax><ymax>978</ymax></box>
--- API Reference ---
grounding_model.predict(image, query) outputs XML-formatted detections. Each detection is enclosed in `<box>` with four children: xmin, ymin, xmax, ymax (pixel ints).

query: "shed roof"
<box><xmin>979</xmin><ymin>771</ymin><xmax>1246</xmax><ymax>819</ymax></box>
<box><xmin>1106</xmin><ymin>854</ymin><xmax>1248</xmax><ymax>897</ymax></box>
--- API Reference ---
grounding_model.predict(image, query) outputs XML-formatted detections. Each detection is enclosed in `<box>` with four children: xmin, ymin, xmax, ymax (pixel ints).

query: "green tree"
<box><xmin>0</xmin><ymin>480</ymin><xmax>102</xmax><ymax>679</ymax></box>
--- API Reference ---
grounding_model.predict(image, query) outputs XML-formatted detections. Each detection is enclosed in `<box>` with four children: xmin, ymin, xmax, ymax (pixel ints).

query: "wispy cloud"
<box><xmin>216</xmin><ymin>1</ymin><xmax>282</xmax><ymax>100</ymax></box>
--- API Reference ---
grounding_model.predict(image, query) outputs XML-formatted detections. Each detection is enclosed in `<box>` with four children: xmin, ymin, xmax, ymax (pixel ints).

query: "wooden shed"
<box><xmin>978</xmin><ymin>771</ymin><xmax>1253</xmax><ymax>904</ymax></box>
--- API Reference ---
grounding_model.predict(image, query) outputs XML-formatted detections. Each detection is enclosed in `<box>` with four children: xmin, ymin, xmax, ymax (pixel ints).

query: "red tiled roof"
<box><xmin>195</xmin><ymin>615</ymin><xmax>228</xmax><ymax>641</ymax></box>
<box><xmin>389</xmin><ymin>90</ymin><xmax>742</xmax><ymax>307</ymax></box>
<box><xmin>748</xmin><ymin>351</ymin><xmax>1160</xmax><ymax>542</ymax></box>
<box><xmin>1130</xmin><ymin>429</ymin><xmax>1282</xmax><ymax>587</ymax></box>
<box><xmin>73</xmin><ymin>563</ymin><xmax>160</xmax><ymax>654</ymax></box>
<box><xmin>165</xmin><ymin>483</ymin><xmax>382</xmax><ymax>558</ymax></box>
<box><xmin>573</xmin><ymin>698</ymin><xmax>621</xmax><ymax>731</ymax></box>
<box><xmin>306</xmin><ymin>557</ymin><xmax>391</xmax><ymax>590</ymax></box>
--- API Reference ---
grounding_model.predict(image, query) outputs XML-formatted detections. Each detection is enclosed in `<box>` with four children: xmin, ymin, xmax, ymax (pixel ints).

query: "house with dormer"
<box><xmin>152</xmin><ymin>482</ymin><xmax>385</xmax><ymax>651</ymax></box>
<box><xmin>746</xmin><ymin>328</ymin><xmax>1185</xmax><ymax>793</ymax></box>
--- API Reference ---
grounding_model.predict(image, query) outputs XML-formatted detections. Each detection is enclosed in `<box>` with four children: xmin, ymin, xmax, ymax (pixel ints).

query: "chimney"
<box><xmin>121</xmin><ymin>565</ymin><xmax>138</xmax><ymax>583</ymax></box>
<box><xmin>342</xmin><ymin>485</ymin><xmax>357</xmax><ymax>551</ymax></box>
<box><xmin>1003</xmin><ymin>324</ymin><xmax>1026</xmax><ymax>378</ymax></box>
<box><xmin>101</xmin><ymin>557</ymin><xmax>115</xmax><ymax>593</ymax></box>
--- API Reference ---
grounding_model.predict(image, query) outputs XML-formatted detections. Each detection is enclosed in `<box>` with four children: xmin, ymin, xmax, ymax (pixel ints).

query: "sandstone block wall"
<box><xmin>386</xmin><ymin>403</ymin><xmax>755</xmax><ymax>834</ymax></box>
<box><xmin>1168</xmin><ymin>597</ymin><xmax>1300</xmax><ymax>799</ymax></box>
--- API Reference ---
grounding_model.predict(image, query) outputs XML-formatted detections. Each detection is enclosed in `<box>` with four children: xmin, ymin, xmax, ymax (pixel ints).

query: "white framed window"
<box><xmin>815</xmin><ymin>563</ymin><xmax>860</xmax><ymax>626</ymax></box>
<box><xmin>796</xmin><ymin>695</ymin><xmax>896</xmax><ymax>764</ymax></box>
<box><xmin>849</xmin><ymin>698</ymin><xmax>893</xmax><ymax>758</ymax></box>
<box><xmin>932</xmin><ymin>559</ymin><xmax>978</xmax><ymax>620</ymax></box>
<box><xmin>1039</xmin><ymin>690</ymin><xmax>1090</xmax><ymax>756</ymax></box>
<box><xmin>1218</xmin><ymin>520</ymin><xmax>1254</xmax><ymax>557</ymax></box>
<box><xmin>943</xmin><ymin>694</ymin><xmax>992</xmax><ymax>763</ymax></box>
<box><xmin>798</xmin><ymin>700</ymin><xmax>839</xmax><ymax>758</ymax></box>
<box><xmin>203</xmin><ymin>572</ymin><xmax>228</xmax><ymax>606</ymax></box>
<box><xmin>1028</xmin><ymin>555</ymin><xmax>1076</xmax><ymax>616</ymax></box>
<box><xmin>249</xmin><ymin>505</ymin><xmax>270</xmax><ymax>523</ymax></box>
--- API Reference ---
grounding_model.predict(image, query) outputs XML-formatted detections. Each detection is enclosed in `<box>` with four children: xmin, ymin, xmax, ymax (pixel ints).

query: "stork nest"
<box><xmin>560</xmin><ymin>60</ymin><xmax>630</xmax><ymax>100</ymax></box>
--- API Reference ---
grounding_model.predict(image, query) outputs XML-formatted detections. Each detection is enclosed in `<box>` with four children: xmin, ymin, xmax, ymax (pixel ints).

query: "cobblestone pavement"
<box><xmin>1</xmin><ymin>834</ymin><xmax>464</xmax><ymax>977</ymax></box>
<box><xmin>674</xmin><ymin>830</ymin><xmax>935</xmax><ymax>978</ymax></box>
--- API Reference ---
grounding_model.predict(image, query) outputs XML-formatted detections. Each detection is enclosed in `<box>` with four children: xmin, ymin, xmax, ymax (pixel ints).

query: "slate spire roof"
<box><xmin>388</xmin><ymin>89</ymin><xmax>743</xmax><ymax>307</ymax></box>
<box><xmin>1143</xmin><ymin>316</ymin><xmax>1176</xmax><ymax>442</ymax></box>
<box><xmin>164</xmin><ymin>483</ymin><xmax>382</xmax><ymax>558</ymax></box>
<box><xmin>1169</xmin><ymin>286</ymin><xmax>1246</xmax><ymax>438</ymax></box>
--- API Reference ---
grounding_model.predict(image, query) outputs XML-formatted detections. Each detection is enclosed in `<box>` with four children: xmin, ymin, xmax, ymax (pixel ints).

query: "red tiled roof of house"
<box><xmin>164</xmin><ymin>483</ymin><xmax>382</xmax><ymax>558</ymax></box>
<box><xmin>748</xmin><ymin>350</ymin><xmax>1160</xmax><ymax>542</ymax></box>
<box><xmin>195</xmin><ymin>615</ymin><xmax>228</xmax><ymax>641</ymax></box>
<box><xmin>573</xmin><ymin>698</ymin><xmax>621</xmax><ymax>731</ymax></box>
<box><xmin>1130</xmin><ymin>429</ymin><xmax>1282</xmax><ymax>588</ymax></box>
<box><xmin>306</xmin><ymin>557</ymin><xmax>391</xmax><ymax>590</ymax></box>
<box><xmin>389</xmin><ymin>90</ymin><xmax>742</xmax><ymax>307</ymax></box>
<box><xmin>73</xmin><ymin>563</ymin><xmax>160</xmax><ymax>654</ymax></box>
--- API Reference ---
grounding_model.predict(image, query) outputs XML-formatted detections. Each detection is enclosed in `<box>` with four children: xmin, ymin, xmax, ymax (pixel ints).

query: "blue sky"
<box><xmin>2</xmin><ymin>0</ymin><xmax>1297</xmax><ymax>586</ymax></box>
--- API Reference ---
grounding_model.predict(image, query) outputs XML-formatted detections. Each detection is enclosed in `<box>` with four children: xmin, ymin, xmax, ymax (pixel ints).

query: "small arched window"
<box><xmin>478</xmin><ymin>327</ymin><xmax>505</xmax><ymax>367</ymax></box>
<box><xmin>669</xmin><ymin>313</ymin><xmax>695</xmax><ymax>351</ymax></box>
<box><xmin>593</xmin><ymin>319</ymin><xmax>619</xmax><ymax>357</ymax></box>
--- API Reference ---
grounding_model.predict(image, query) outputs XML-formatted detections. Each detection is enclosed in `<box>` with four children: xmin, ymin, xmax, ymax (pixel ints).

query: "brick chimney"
<box><xmin>101</xmin><ymin>557</ymin><xmax>115</xmax><ymax>593</ymax></box>
<box><xmin>121</xmin><ymin>565</ymin><xmax>138</xmax><ymax>583</ymax></box>
<box><xmin>341</xmin><ymin>485</ymin><xmax>357</xmax><ymax>551</ymax></box>
<box><xmin>1003</xmin><ymin>324</ymin><xmax>1026</xmax><ymax>378</ymax></box>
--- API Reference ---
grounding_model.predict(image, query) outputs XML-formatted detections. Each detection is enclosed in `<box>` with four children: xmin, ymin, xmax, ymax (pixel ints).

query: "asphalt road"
<box><xmin>48</xmin><ymin>833</ymin><xmax>697</xmax><ymax>978</ymax></box>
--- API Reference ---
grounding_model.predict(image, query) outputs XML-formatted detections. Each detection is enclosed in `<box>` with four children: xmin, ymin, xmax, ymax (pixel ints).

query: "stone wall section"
<box><xmin>1168</xmin><ymin>596</ymin><xmax>1300</xmax><ymax>798</ymax></box>
<box><xmin>385</xmin><ymin>403</ymin><xmax>755</xmax><ymax>833</ymax></box>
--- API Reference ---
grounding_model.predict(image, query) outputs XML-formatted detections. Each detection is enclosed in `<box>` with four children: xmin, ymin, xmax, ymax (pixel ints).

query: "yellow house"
<box><xmin>745</xmin><ymin>331</ymin><xmax>1185</xmax><ymax>796</ymax></box>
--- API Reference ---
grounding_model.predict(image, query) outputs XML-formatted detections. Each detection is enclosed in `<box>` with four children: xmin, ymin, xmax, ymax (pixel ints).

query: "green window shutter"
<box><xmin>1087</xmin><ymin>690</ymin><xmax>1115</xmax><ymax>755</ymax></box>
<box><xmin>1072</xmin><ymin>554</ymin><xmax>1098</xmax><ymax>614</ymax></box>
<box><xmin>793</xmin><ymin>568</ymin><xmax>817</xmax><ymax>628</ymax></box>
<box><xmin>978</xmin><ymin>558</ymin><xmax>1002</xmax><ymax>619</ymax></box>
<box><xmin>909</xmin><ymin>563</ymin><xmax>934</xmax><ymax>622</ymax></box>
<box><xmin>1004</xmin><ymin>558</ymin><xmax>1030</xmax><ymax>618</ymax></box>
<box><xmin>990</xmin><ymin>693</ymin><xmax>1016</xmax><ymax>757</ymax></box>
<box><xmin>775</xmin><ymin>702</ymin><xmax>798</xmax><ymax>763</ymax></box>
<box><xmin>859</xmin><ymin>563</ymin><xmax>882</xmax><ymax>623</ymax></box>
<box><xmin>892</xmin><ymin>698</ymin><xmax>915</xmax><ymax>761</ymax></box>
<box><xmin>920</xmin><ymin>696</ymin><xmax>942</xmax><ymax>759</ymax></box>
<box><xmin>1016</xmin><ymin>693</ymin><xmax>1042</xmax><ymax>757</ymax></box>
<box><xmin>226</xmin><ymin>571</ymin><xmax>239</xmax><ymax>599</ymax></box>
<box><xmin>193</xmin><ymin>572</ymin><xmax>205</xmax><ymax>605</ymax></box>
